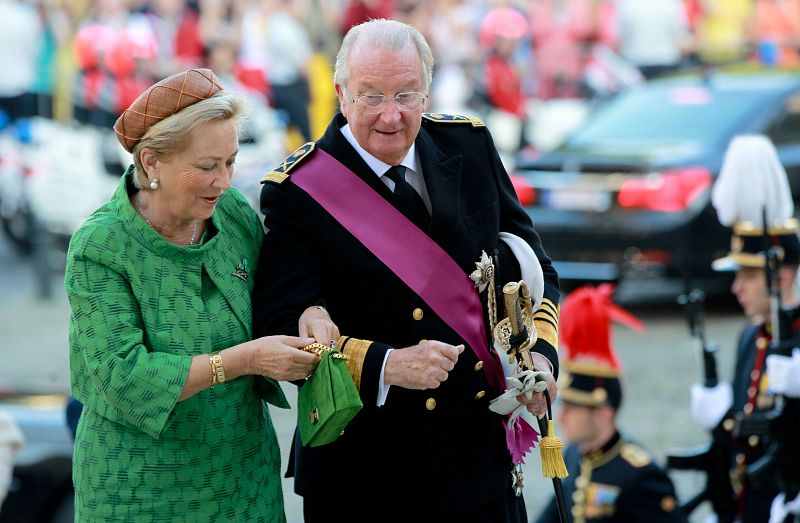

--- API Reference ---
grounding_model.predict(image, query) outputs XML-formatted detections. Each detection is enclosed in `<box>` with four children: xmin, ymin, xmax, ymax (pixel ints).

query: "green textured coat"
<box><xmin>66</xmin><ymin>168</ymin><xmax>289</xmax><ymax>522</ymax></box>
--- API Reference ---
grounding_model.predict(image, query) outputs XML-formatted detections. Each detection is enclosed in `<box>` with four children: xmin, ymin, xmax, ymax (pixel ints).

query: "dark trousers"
<box><xmin>271</xmin><ymin>78</ymin><xmax>312</xmax><ymax>142</ymax></box>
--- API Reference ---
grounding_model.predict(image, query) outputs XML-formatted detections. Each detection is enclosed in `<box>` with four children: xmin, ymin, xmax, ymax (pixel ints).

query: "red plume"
<box><xmin>558</xmin><ymin>284</ymin><xmax>643</xmax><ymax>372</ymax></box>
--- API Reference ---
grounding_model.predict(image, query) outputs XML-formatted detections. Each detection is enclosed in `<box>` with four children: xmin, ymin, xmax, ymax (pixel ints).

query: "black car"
<box><xmin>513</xmin><ymin>72</ymin><xmax>800</xmax><ymax>296</ymax></box>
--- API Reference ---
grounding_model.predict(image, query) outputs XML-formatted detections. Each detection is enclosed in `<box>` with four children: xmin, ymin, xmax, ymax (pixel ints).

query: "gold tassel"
<box><xmin>540</xmin><ymin>419</ymin><xmax>569</xmax><ymax>479</ymax></box>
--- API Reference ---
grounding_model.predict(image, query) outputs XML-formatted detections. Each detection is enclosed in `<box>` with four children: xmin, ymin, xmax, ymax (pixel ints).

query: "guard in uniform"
<box><xmin>252</xmin><ymin>19</ymin><xmax>560</xmax><ymax>523</ymax></box>
<box><xmin>535</xmin><ymin>285</ymin><xmax>687</xmax><ymax>523</ymax></box>
<box><xmin>690</xmin><ymin>135</ymin><xmax>800</xmax><ymax>523</ymax></box>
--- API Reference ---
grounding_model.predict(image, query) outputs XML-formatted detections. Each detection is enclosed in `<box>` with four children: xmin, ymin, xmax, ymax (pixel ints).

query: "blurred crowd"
<box><xmin>0</xmin><ymin>0</ymin><xmax>799</xmax><ymax>145</ymax></box>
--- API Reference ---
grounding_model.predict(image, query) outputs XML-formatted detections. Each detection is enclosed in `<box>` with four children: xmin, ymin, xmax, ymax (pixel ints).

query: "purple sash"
<box><xmin>290</xmin><ymin>148</ymin><xmax>506</xmax><ymax>393</ymax></box>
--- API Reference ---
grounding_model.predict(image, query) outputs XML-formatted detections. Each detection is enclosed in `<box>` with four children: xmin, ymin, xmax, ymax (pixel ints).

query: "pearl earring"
<box><xmin>149</xmin><ymin>179</ymin><xmax>159</xmax><ymax>190</ymax></box>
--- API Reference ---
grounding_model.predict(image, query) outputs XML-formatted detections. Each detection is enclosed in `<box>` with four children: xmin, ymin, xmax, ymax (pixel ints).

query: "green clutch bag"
<box><xmin>298</xmin><ymin>343</ymin><xmax>363</xmax><ymax>447</ymax></box>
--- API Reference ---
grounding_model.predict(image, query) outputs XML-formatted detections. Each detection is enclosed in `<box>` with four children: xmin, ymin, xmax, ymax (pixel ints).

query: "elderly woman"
<box><xmin>66</xmin><ymin>69</ymin><xmax>325</xmax><ymax>521</ymax></box>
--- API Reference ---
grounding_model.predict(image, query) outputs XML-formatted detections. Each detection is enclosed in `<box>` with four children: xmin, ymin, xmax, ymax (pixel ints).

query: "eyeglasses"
<box><xmin>342</xmin><ymin>87</ymin><xmax>428</xmax><ymax>114</ymax></box>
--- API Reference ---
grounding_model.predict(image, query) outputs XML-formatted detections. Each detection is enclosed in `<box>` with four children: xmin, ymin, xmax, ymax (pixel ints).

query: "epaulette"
<box><xmin>260</xmin><ymin>141</ymin><xmax>316</xmax><ymax>184</ymax></box>
<box><xmin>620</xmin><ymin>443</ymin><xmax>652</xmax><ymax>468</ymax></box>
<box><xmin>422</xmin><ymin>113</ymin><xmax>484</xmax><ymax>127</ymax></box>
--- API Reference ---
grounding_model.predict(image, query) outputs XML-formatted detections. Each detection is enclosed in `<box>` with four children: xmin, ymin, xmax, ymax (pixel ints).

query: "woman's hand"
<box><xmin>249</xmin><ymin>335</ymin><xmax>320</xmax><ymax>381</ymax></box>
<box><xmin>299</xmin><ymin>306</ymin><xmax>340</xmax><ymax>348</ymax></box>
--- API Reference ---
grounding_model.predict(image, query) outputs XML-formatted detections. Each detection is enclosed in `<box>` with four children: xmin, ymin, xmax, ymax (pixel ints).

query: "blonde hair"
<box><xmin>131</xmin><ymin>92</ymin><xmax>244</xmax><ymax>188</ymax></box>
<box><xmin>334</xmin><ymin>19</ymin><xmax>434</xmax><ymax>93</ymax></box>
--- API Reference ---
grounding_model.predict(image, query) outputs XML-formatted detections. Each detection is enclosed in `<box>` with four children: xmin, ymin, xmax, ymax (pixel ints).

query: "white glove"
<box><xmin>770</xmin><ymin>492</ymin><xmax>800</xmax><ymax>523</ymax></box>
<box><xmin>0</xmin><ymin>411</ymin><xmax>24</xmax><ymax>506</ymax></box>
<box><xmin>766</xmin><ymin>349</ymin><xmax>800</xmax><ymax>398</ymax></box>
<box><xmin>690</xmin><ymin>382</ymin><xmax>733</xmax><ymax>430</ymax></box>
<box><xmin>489</xmin><ymin>370</ymin><xmax>549</xmax><ymax>417</ymax></box>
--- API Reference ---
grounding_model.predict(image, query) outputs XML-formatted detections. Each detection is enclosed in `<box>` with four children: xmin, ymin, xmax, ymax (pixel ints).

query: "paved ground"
<box><xmin>0</xmin><ymin>232</ymin><xmax>745</xmax><ymax>522</ymax></box>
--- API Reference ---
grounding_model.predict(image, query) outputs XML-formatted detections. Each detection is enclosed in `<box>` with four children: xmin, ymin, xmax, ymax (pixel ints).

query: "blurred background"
<box><xmin>0</xmin><ymin>0</ymin><xmax>798</xmax><ymax>521</ymax></box>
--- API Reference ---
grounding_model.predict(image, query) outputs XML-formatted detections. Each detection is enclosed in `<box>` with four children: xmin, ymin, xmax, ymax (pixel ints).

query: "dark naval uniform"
<box><xmin>535</xmin><ymin>432</ymin><xmax>686</xmax><ymax>523</ymax></box>
<box><xmin>252</xmin><ymin>112</ymin><xmax>560</xmax><ymax>522</ymax></box>
<box><xmin>712</xmin><ymin>309</ymin><xmax>800</xmax><ymax>523</ymax></box>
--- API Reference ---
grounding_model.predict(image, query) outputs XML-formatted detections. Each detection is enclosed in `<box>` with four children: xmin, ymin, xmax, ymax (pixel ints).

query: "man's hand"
<box><xmin>517</xmin><ymin>352</ymin><xmax>557</xmax><ymax>417</ymax></box>
<box><xmin>384</xmin><ymin>341</ymin><xmax>464</xmax><ymax>390</ymax></box>
<box><xmin>299</xmin><ymin>306</ymin><xmax>340</xmax><ymax>347</ymax></box>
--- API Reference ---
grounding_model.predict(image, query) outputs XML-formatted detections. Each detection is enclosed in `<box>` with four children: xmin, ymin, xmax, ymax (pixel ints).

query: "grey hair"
<box><xmin>131</xmin><ymin>91</ymin><xmax>244</xmax><ymax>188</ymax></box>
<box><xmin>333</xmin><ymin>19</ymin><xmax>434</xmax><ymax>93</ymax></box>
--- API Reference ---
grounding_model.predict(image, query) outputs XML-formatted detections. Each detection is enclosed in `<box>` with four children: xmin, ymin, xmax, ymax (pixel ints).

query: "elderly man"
<box><xmin>253</xmin><ymin>19</ymin><xmax>560</xmax><ymax>522</ymax></box>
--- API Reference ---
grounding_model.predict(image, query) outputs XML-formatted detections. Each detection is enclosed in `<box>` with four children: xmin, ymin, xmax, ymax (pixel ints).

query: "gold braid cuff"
<box><xmin>338</xmin><ymin>336</ymin><xmax>371</xmax><ymax>392</ymax></box>
<box><xmin>534</xmin><ymin>298</ymin><xmax>559</xmax><ymax>351</ymax></box>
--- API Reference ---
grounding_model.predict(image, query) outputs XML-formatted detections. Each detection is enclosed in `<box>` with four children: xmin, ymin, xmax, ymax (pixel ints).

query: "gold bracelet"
<box><xmin>209</xmin><ymin>351</ymin><xmax>226</xmax><ymax>386</ymax></box>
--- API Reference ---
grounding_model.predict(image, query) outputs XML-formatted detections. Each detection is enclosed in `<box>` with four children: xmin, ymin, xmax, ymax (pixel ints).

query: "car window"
<box><xmin>768</xmin><ymin>93</ymin><xmax>800</xmax><ymax>145</ymax></box>
<box><xmin>565</xmin><ymin>87</ymin><xmax>768</xmax><ymax>153</ymax></box>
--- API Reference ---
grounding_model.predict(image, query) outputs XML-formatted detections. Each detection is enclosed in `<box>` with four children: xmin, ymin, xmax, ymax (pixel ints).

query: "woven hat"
<box><xmin>558</xmin><ymin>284</ymin><xmax>644</xmax><ymax>409</ymax></box>
<box><xmin>114</xmin><ymin>68</ymin><xmax>224</xmax><ymax>153</ymax></box>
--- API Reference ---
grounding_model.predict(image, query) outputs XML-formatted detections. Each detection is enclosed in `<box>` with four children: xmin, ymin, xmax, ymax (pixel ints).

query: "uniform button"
<box><xmin>474</xmin><ymin>361</ymin><xmax>484</xmax><ymax>371</ymax></box>
<box><xmin>425</xmin><ymin>398</ymin><xmax>437</xmax><ymax>411</ymax></box>
<box><xmin>413</xmin><ymin>308</ymin><xmax>424</xmax><ymax>320</ymax></box>
<box><xmin>723</xmin><ymin>419</ymin><xmax>735</xmax><ymax>432</ymax></box>
<box><xmin>748</xmin><ymin>435</ymin><xmax>760</xmax><ymax>447</ymax></box>
<box><xmin>474</xmin><ymin>390</ymin><xmax>486</xmax><ymax>400</ymax></box>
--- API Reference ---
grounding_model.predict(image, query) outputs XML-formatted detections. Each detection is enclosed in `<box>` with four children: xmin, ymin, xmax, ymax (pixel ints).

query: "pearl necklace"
<box><xmin>134</xmin><ymin>195</ymin><xmax>198</xmax><ymax>246</ymax></box>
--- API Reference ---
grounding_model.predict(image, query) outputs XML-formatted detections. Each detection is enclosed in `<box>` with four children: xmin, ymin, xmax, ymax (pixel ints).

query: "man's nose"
<box><xmin>377</xmin><ymin>98</ymin><xmax>402</xmax><ymax>122</ymax></box>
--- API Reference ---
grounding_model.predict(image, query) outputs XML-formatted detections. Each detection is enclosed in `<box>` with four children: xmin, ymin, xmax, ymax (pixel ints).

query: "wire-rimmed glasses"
<box><xmin>342</xmin><ymin>87</ymin><xmax>428</xmax><ymax>114</ymax></box>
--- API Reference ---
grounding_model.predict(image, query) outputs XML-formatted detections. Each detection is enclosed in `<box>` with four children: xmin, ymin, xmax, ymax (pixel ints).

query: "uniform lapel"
<box><xmin>416</xmin><ymin>127</ymin><xmax>463</xmax><ymax>248</ymax></box>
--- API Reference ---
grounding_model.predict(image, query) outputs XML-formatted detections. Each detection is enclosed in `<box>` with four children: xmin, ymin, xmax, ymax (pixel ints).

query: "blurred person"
<box><xmin>425</xmin><ymin>0</ymin><xmax>482</xmax><ymax>114</ymax></box>
<box><xmin>481</xmin><ymin>8</ymin><xmax>529</xmax><ymax>151</ymax></box>
<box><xmin>263</xmin><ymin>0</ymin><xmax>313</xmax><ymax>142</ymax></box>
<box><xmin>130</xmin><ymin>0</ymin><xmax>205</xmax><ymax>78</ymax></box>
<box><xmin>535</xmin><ymin>285</ymin><xmax>687</xmax><ymax>523</ymax></box>
<box><xmin>617</xmin><ymin>0</ymin><xmax>691</xmax><ymax>79</ymax></box>
<box><xmin>254</xmin><ymin>18</ymin><xmax>560</xmax><ymax>523</ymax></box>
<box><xmin>0</xmin><ymin>0</ymin><xmax>43</xmax><ymax>122</ymax></box>
<box><xmin>694</xmin><ymin>0</ymin><xmax>753</xmax><ymax>65</ymax></box>
<box><xmin>750</xmin><ymin>0</ymin><xmax>800</xmax><ymax>68</ymax></box>
<box><xmin>0</xmin><ymin>411</ymin><xmax>23</xmax><ymax>507</ymax></box>
<box><xmin>66</xmin><ymin>68</ymin><xmax>322</xmax><ymax>521</ymax></box>
<box><xmin>72</xmin><ymin>0</ymin><xmax>138</xmax><ymax>127</ymax></box>
<box><xmin>529</xmin><ymin>0</ymin><xmax>616</xmax><ymax>100</ymax></box>
<box><xmin>339</xmin><ymin>0</ymin><xmax>394</xmax><ymax>35</ymax></box>
<box><xmin>238</xmin><ymin>0</ymin><xmax>313</xmax><ymax>142</ymax></box>
<box><xmin>690</xmin><ymin>135</ymin><xmax>800</xmax><ymax>523</ymax></box>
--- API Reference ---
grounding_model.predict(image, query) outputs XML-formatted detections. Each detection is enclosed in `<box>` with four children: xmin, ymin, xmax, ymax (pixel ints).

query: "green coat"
<box><xmin>66</xmin><ymin>168</ymin><xmax>289</xmax><ymax>522</ymax></box>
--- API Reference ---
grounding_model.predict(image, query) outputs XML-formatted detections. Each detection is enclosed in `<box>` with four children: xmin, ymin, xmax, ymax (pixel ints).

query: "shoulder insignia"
<box><xmin>422</xmin><ymin>113</ymin><xmax>485</xmax><ymax>127</ymax></box>
<box><xmin>260</xmin><ymin>141</ymin><xmax>316</xmax><ymax>184</ymax></box>
<box><xmin>620</xmin><ymin>443</ymin><xmax>652</xmax><ymax>468</ymax></box>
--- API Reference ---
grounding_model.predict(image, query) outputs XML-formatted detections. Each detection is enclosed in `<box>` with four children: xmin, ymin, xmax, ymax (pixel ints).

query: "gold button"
<box><xmin>474</xmin><ymin>361</ymin><xmax>484</xmax><ymax>371</ymax></box>
<box><xmin>748</xmin><ymin>435</ymin><xmax>760</xmax><ymax>447</ymax></box>
<box><xmin>474</xmin><ymin>390</ymin><xmax>486</xmax><ymax>400</ymax></box>
<box><xmin>425</xmin><ymin>398</ymin><xmax>436</xmax><ymax>410</ymax></box>
<box><xmin>723</xmin><ymin>419</ymin><xmax>735</xmax><ymax>432</ymax></box>
<box><xmin>413</xmin><ymin>308</ymin><xmax>424</xmax><ymax>320</ymax></box>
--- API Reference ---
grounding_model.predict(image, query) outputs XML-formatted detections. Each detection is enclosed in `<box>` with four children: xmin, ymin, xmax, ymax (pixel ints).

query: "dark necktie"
<box><xmin>384</xmin><ymin>165</ymin><xmax>430</xmax><ymax>230</ymax></box>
